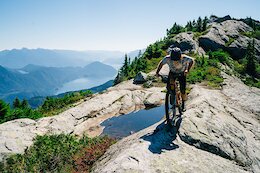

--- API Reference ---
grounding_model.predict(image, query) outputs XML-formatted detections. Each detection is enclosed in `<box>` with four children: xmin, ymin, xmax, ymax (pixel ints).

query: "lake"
<box><xmin>55</xmin><ymin>77</ymin><xmax>113</xmax><ymax>94</ymax></box>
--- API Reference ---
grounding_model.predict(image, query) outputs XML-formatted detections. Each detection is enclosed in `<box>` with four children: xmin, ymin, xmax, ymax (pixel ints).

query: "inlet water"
<box><xmin>101</xmin><ymin>105</ymin><xmax>165</xmax><ymax>139</ymax></box>
<box><xmin>55</xmin><ymin>77</ymin><xmax>112</xmax><ymax>94</ymax></box>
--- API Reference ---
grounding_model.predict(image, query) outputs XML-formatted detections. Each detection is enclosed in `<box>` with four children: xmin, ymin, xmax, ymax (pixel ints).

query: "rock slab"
<box><xmin>93</xmin><ymin>73</ymin><xmax>260</xmax><ymax>173</ymax></box>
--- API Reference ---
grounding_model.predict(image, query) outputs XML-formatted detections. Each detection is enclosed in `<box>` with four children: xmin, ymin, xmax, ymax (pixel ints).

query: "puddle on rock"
<box><xmin>101</xmin><ymin>105</ymin><xmax>164</xmax><ymax>139</ymax></box>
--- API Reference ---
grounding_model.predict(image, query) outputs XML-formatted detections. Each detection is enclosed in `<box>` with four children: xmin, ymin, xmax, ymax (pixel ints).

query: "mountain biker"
<box><xmin>156</xmin><ymin>46</ymin><xmax>194</xmax><ymax>112</ymax></box>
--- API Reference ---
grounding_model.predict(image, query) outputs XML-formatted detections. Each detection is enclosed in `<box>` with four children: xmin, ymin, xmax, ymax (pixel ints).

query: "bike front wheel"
<box><xmin>165</xmin><ymin>91</ymin><xmax>176</xmax><ymax>127</ymax></box>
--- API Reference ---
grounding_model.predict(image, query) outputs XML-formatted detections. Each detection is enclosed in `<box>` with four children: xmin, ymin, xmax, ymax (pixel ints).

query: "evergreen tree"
<box><xmin>145</xmin><ymin>45</ymin><xmax>153</xmax><ymax>59</ymax></box>
<box><xmin>153</xmin><ymin>43</ymin><xmax>162</xmax><ymax>58</ymax></box>
<box><xmin>192</xmin><ymin>20</ymin><xmax>196</xmax><ymax>28</ymax></box>
<box><xmin>202</xmin><ymin>16</ymin><xmax>208</xmax><ymax>31</ymax></box>
<box><xmin>138</xmin><ymin>50</ymin><xmax>142</xmax><ymax>58</ymax></box>
<box><xmin>0</xmin><ymin>100</ymin><xmax>10</xmax><ymax>118</ymax></box>
<box><xmin>21</xmin><ymin>99</ymin><xmax>29</xmax><ymax>109</ymax></box>
<box><xmin>114</xmin><ymin>71</ymin><xmax>122</xmax><ymax>85</ymax></box>
<box><xmin>122</xmin><ymin>54</ymin><xmax>129</xmax><ymax>76</ymax></box>
<box><xmin>167</xmin><ymin>22</ymin><xmax>184</xmax><ymax>35</ymax></box>
<box><xmin>246</xmin><ymin>39</ymin><xmax>257</xmax><ymax>77</ymax></box>
<box><xmin>13</xmin><ymin>97</ymin><xmax>21</xmax><ymax>108</ymax></box>
<box><xmin>196</xmin><ymin>17</ymin><xmax>202</xmax><ymax>32</ymax></box>
<box><xmin>186</xmin><ymin>21</ymin><xmax>193</xmax><ymax>31</ymax></box>
<box><xmin>248</xmin><ymin>17</ymin><xmax>253</xmax><ymax>28</ymax></box>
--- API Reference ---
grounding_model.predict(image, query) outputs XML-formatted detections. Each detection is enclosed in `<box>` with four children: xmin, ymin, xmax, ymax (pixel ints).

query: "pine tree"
<box><xmin>202</xmin><ymin>16</ymin><xmax>208</xmax><ymax>31</ymax></box>
<box><xmin>196</xmin><ymin>17</ymin><xmax>202</xmax><ymax>32</ymax></box>
<box><xmin>21</xmin><ymin>99</ymin><xmax>29</xmax><ymax>109</ymax></box>
<box><xmin>138</xmin><ymin>50</ymin><xmax>142</xmax><ymax>58</ymax></box>
<box><xmin>246</xmin><ymin>39</ymin><xmax>257</xmax><ymax>77</ymax></box>
<box><xmin>248</xmin><ymin>17</ymin><xmax>253</xmax><ymax>28</ymax></box>
<box><xmin>114</xmin><ymin>72</ymin><xmax>122</xmax><ymax>85</ymax></box>
<box><xmin>192</xmin><ymin>20</ymin><xmax>196</xmax><ymax>29</ymax></box>
<box><xmin>186</xmin><ymin>21</ymin><xmax>193</xmax><ymax>31</ymax></box>
<box><xmin>13</xmin><ymin>97</ymin><xmax>21</xmax><ymax>108</ymax></box>
<box><xmin>0</xmin><ymin>100</ymin><xmax>10</xmax><ymax>122</ymax></box>
<box><xmin>123</xmin><ymin>54</ymin><xmax>129</xmax><ymax>76</ymax></box>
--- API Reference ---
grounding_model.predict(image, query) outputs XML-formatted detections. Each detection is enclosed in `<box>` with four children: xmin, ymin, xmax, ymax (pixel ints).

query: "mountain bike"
<box><xmin>160</xmin><ymin>73</ymin><xmax>183</xmax><ymax>127</ymax></box>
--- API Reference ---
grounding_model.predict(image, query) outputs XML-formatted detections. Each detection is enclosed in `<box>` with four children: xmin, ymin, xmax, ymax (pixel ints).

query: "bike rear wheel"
<box><xmin>165</xmin><ymin>91</ymin><xmax>176</xmax><ymax>127</ymax></box>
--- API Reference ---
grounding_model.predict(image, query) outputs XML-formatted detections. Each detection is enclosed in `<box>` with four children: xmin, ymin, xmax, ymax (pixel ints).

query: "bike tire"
<box><xmin>165</xmin><ymin>91</ymin><xmax>176</xmax><ymax>127</ymax></box>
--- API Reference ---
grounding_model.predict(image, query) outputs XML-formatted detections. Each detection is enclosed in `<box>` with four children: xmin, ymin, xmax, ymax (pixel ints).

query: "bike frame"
<box><xmin>165</xmin><ymin>76</ymin><xmax>182</xmax><ymax>127</ymax></box>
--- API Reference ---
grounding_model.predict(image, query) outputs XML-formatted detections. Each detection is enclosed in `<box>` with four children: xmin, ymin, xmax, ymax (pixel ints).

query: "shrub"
<box><xmin>187</xmin><ymin>54</ymin><xmax>224</xmax><ymax>88</ymax></box>
<box><xmin>0</xmin><ymin>134</ymin><xmax>115</xmax><ymax>173</ymax></box>
<box><xmin>225</xmin><ymin>37</ymin><xmax>235</xmax><ymax>46</ymax></box>
<box><xmin>39</xmin><ymin>90</ymin><xmax>92</xmax><ymax>116</ymax></box>
<box><xmin>210</xmin><ymin>50</ymin><xmax>230</xmax><ymax>65</ymax></box>
<box><xmin>233</xmin><ymin>60</ymin><xmax>245</xmax><ymax>74</ymax></box>
<box><xmin>0</xmin><ymin>100</ymin><xmax>10</xmax><ymax>123</ymax></box>
<box><xmin>244</xmin><ymin>77</ymin><xmax>260</xmax><ymax>88</ymax></box>
<box><xmin>0</xmin><ymin>90</ymin><xmax>93</xmax><ymax>124</ymax></box>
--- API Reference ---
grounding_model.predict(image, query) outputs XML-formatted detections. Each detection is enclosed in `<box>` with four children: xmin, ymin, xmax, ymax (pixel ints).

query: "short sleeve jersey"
<box><xmin>161</xmin><ymin>55</ymin><xmax>193</xmax><ymax>73</ymax></box>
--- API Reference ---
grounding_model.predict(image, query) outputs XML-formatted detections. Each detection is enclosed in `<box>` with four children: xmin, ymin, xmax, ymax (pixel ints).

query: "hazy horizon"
<box><xmin>0</xmin><ymin>47</ymin><xmax>141</xmax><ymax>53</ymax></box>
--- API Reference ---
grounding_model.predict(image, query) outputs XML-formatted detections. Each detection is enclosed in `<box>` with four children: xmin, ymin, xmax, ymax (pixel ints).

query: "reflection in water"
<box><xmin>55</xmin><ymin>77</ymin><xmax>112</xmax><ymax>94</ymax></box>
<box><xmin>101</xmin><ymin>105</ymin><xmax>165</xmax><ymax>139</ymax></box>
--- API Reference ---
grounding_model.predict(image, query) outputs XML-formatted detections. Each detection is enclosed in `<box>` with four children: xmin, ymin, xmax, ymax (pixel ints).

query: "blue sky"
<box><xmin>0</xmin><ymin>0</ymin><xmax>259</xmax><ymax>52</ymax></box>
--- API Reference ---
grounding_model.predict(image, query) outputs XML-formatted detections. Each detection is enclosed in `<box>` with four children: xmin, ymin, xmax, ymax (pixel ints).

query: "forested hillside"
<box><xmin>115</xmin><ymin>15</ymin><xmax>260</xmax><ymax>88</ymax></box>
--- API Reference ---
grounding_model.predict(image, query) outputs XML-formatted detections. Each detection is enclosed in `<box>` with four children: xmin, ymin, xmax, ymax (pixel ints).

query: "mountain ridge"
<box><xmin>0</xmin><ymin>48</ymin><xmax>144</xmax><ymax>69</ymax></box>
<box><xmin>0</xmin><ymin>61</ymin><xmax>117</xmax><ymax>103</ymax></box>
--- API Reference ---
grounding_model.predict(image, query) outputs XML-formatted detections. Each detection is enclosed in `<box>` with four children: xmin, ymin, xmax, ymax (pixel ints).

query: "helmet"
<box><xmin>169</xmin><ymin>46</ymin><xmax>182</xmax><ymax>61</ymax></box>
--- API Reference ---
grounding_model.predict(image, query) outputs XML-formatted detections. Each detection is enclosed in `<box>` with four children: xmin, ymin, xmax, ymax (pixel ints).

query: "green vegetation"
<box><xmin>0</xmin><ymin>134</ymin><xmax>115</xmax><ymax>173</ymax></box>
<box><xmin>166</xmin><ymin>22</ymin><xmax>185</xmax><ymax>37</ymax></box>
<box><xmin>39</xmin><ymin>90</ymin><xmax>92</xmax><ymax>116</ymax></box>
<box><xmin>218</xmin><ymin>39</ymin><xmax>260</xmax><ymax>88</ymax></box>
<box><xmin>0</xmin><ymin>100</ymin><xmax>10</xmax><ymax>120</ymax></box>
<box><xmin>0</xmin><ymin>90</ymin><xmax>92</xmax><ymax>124</ymax></box>
<box><xmin>0</xmin><ymin>98</ymin><xmax>42</xmax><ymax>124</ymax></box>
<box><xmin>193</xmin><ymin>30</ymin><xmax>209</xmax><ymax>39</ymax></box>
<box><xmin>240</xmin><ymin>39</ymin><xmax>260</xmax><ymax>88</ymax></box>
<box><xmin>187</xmin><ymin>53</ymin><xmax>224</xmax><ymax>88</ymax></box>
<box><xmin>245</xmin><ymin>39</ymin><xmax>257</xmax><ymax>77</ymax></box>
<box><xmin>167</xmin><ymin>16</ymin><xmax>209</xmax><ymax>36</ymax></box>
<box><xmin>114</xmin><ymin>42</ymin><xmax>167</xmax><ymax>85</ymax></box>
<box><xmin>240</xmin><ymin>17</ymin><xmax>260</xmax><ymax>40</ymax></box>
<box><xmin>187</xmin><ymin>43</ymin><xmax>260</xmax><ymax>89</ymax></box>
<box><xmin>114</xmin><ymin>15</ymin><xmax>260</xmax><ymax>89</ymax></box>
<box><xmin>225</xmin><ymin>37</ymin><xmax>235</xmax><ymax>46</ymax></box>
<box><xmin>241</xmin><ymin>31</ymin><xmax>260</xmax><ymax>40</ymax></box>
<box><xmin>185</xmin><ymin>16</ymin><xmax>209</xmax><ymax>33</ymax></box>
<box><xmin>114</xmin><ymin>16</ymin><xmax>211</xmax><ymax>85</ymax></box>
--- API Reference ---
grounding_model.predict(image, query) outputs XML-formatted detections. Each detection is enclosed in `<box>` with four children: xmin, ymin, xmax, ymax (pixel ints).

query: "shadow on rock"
<box><xmin>141</xmin><ymin>117</ymin><xmax>182</xmax><ymax>154</ymax></box>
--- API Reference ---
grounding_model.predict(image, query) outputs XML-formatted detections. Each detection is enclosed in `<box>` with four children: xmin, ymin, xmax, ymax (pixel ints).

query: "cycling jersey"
<box><xmin>161</xmin><ymin>55</ymin><xmax>193</xmax><ymax>74</ymax></box>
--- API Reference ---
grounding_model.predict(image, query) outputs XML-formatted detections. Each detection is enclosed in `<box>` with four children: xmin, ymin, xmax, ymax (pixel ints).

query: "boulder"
<box><xmin>199</xmin><ymin>24</ymin><xmax>228</xmax><ymax>51</ymax></box>
<box><xmin>172</xmin><ymin>32</ymin><xmax>205</xmax><ymax>55</ymax></box>
<box><xmin>199</xmin><ymin>20</ymin><xmax>260</xmax><ymax>59</ymax></box>
<box><xmin>133</xmin><ymin>71</ymin><xmax>148</xmax><ymax>84</ymax></box>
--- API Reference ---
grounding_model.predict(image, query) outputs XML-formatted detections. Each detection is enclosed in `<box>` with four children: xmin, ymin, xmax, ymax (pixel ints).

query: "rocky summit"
<box><xmin>92</xmin><ymin>72</ymin><xmax>260</xmax><ymax>173</ymax></box>
<box><xmin>199</xmin><ymin>20</ymin><xmax>260</xmax><ymax>59</ymax></box>
<box><xmin>170</xmin><ymin>19</ymin><xmax>260</xmax><ymax>60</ymax></box>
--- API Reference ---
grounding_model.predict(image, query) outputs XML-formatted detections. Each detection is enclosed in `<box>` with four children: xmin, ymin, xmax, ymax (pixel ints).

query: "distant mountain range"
<box><xmin>0</xmin><ymin>48</ymin><xmax>144</xmax><ymax>104</ymax></box>
<box><xmin>0</xmin><ymin>48</ymin><xmax>144</xmax><ymax>69</ymax></box>
<box><xmin>0</xmin><ymin>61</ymin><xmax>117</xmax><ymax>103</ymax></box>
